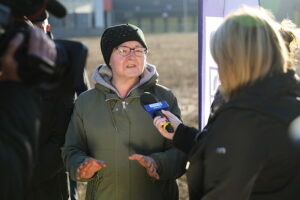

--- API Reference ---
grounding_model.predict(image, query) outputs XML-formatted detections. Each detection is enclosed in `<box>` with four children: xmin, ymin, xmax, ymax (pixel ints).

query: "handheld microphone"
<box><xmin>140</xmin><ymin>92</ymin><xmax>174</xmax><ymax>133</ymax></box>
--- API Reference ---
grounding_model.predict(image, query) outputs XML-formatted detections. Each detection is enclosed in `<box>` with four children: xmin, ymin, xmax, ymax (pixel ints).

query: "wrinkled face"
<box><xmin>109</xmin><ymin>41</ymin><xmax>146</xmax><ymax>81</ymax></box>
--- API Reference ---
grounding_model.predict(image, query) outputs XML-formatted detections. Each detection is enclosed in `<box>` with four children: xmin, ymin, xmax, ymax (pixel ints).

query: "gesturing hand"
<box><xmin>76</xmin><ymin>158</ymin><xmax>107</xmax><ymax>180</ymax></box>
<box><xmin>128</xmin><ymin>154</ymin><xmax>160</xmax><ymax>180</ymax></box>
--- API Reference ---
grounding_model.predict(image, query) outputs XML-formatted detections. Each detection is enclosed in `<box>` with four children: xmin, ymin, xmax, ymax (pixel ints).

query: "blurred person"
<box><xmin>281</xmin><ymin>20</ymin><xmax>300</xmax><ymax>146</ymax></box>
<box><xmin>62</xmin><ymin>24</ymin><xmax>187</xmax><ymax>200</ymax></box>
<box><xmin>153</xmin><ymin>7</ymin><xmax>300</xmax><ymax>200</ymax></box>
<box><xmin>279</xmin><ymin>19</ymin><xmax>300</xmax><ymax>71</ymax></box>
<box><xmin>26</xmin><ymin>10</ymin><xmax>88</xmax><ymax>200</ymax></box>
<box><xmin>0</xmin><ymin>27</ymin><xmax>56</xmax><ymax>200</ymax></box>
<box><xmin>31</xmin><ymin>10</ymin><xmax>53</xmax><ymax>39</ymax></box>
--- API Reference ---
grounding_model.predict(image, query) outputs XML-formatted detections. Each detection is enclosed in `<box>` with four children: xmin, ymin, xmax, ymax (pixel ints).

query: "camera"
<box><xmin>0</xmin><ymin>0</ymin><xmax>88</xmax><ymax>91</ymax></box>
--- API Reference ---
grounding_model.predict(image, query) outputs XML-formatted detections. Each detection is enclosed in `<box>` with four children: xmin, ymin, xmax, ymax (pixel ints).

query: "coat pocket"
<box><xmin>86</xmin><ymin>172</ymin><xmax>103</xmax><ymax>200</ymax></box>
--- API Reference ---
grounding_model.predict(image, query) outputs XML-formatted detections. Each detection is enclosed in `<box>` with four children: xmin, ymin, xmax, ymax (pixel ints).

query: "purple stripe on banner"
<box><xmin>198</xmin><ymin>0</ymin><xmax>203</xmax><ymax>128</ymax></box>
<box><xmin>199</xmin><ymin>0</ymin><xmax>224</xmax><ymax>129</ymax></box>
<box><xmin>199</xmin><ymin>0</ymin><xmax>259</xmax><ymax>129</ymax></box>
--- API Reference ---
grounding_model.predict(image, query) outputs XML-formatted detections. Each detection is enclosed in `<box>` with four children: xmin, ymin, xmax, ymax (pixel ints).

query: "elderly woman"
<box><xmin>62</xmin><ymin>24</ymin><xmax>187</xmax><ymax>200</ymax></box>
<box><xmin>153</xmin><ymin>7</ymin><xmax>300</xmax><ymax>200</ymax></box>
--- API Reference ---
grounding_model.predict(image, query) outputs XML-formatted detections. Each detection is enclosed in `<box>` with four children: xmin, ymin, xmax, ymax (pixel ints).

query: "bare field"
<box><xmin>71</xmin><ymin>33</ymin><xmax>198</xmax><ymax>200</ymax></box>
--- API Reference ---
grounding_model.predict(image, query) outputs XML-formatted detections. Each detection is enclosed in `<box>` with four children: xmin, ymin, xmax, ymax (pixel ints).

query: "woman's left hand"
<box><xmin>128</xmin><ymin>154</ymin><xmax>160</xmax><ymax>180</ymax></box>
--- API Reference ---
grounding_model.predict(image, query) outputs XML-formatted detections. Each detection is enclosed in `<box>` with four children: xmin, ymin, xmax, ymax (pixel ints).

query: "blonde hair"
<box><xmin>210</xmin><ymin>7</ymin><xmax>290</xmax><ymax>99</ymax></box>
<box><xmin>280</xmin><ymin>19</ymin><xmax>300</xmax><ymax>68</ymax></box>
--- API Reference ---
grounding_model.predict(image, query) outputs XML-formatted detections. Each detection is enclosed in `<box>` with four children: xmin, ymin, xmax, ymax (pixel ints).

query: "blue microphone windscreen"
<box><xmin>143</xmin><ymin>101</ymin><xmax>169</xmax><ymax>118</ymax></box>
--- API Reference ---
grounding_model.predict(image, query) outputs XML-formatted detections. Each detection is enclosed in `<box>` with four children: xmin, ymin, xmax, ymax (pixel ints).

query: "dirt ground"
<box><xmin>69</xmin><ymin>32</ymin><xmax>198</xmax><ymax>200</ymax></box>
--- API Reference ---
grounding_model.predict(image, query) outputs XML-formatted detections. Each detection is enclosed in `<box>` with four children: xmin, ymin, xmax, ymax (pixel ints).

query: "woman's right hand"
<box><xmin>153</xmin><ymin>110</ymin><xmax>182</xmax><ymax>140</ymax></box>
<box><xmin>76</xmin><ymin>158</ymin><xmax>107</xmax><ymax>180</ymax></box>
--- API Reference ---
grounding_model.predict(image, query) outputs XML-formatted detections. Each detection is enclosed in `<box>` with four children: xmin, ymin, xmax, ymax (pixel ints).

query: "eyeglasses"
<box><xmin>115</xmin><ymin>46</ymin><xmax>147</xmax><ymax>57</ymax></box>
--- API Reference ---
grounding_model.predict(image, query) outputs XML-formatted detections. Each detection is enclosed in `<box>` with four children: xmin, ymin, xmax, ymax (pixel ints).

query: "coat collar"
<box><xmin>232</xmin><ymin>70</ymin><xmax>300</xmax><ymax>101</ymax></box>
<box><xmin>211</xmin><ymin>70</ymin><xmax>300</xmax><ymax>124</ymax></box>
<box><xmin>92</xmin><ymin>63</ymin><xmax>158</xmax><ymax>100</ymax></box>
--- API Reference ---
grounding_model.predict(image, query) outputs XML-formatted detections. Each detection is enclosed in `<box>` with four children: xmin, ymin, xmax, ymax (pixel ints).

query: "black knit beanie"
<box><xmin>100</xmin><ymin>24</ymin><xmax>148</xmax><ymax>66</ymax></box>
<box><xmin>31</xmin><ymin>11</ymin><xmax>49</xmax><ymax>23</ymax></box>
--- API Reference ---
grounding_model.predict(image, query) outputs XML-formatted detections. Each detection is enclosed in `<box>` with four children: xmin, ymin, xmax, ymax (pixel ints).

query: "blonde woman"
<box><xmin>154</xmin><ymin>7</ymin><xmax>300</xmax><ymax>200</ymax></box>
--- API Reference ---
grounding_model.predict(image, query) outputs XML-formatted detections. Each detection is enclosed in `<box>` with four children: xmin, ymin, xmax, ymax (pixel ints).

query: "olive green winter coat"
<box><xmin>62</xmin><ymin>64</ymin><xmax>187</xmax><ymax>200</ymax></box>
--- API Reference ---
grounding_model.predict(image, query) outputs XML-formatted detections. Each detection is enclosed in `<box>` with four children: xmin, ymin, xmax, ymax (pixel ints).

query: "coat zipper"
<box><xmin>105</xmin><ymin>98</ymin><xmax>119</xmax><ymax>132</ymax></box>
<box><xmin>105</xmin><ymin>96</ymin><xmax>139</xmax><ymax>132</ymax></box>
<box><xmin>122</xmin><ymin>101</ymin><xmax>126</xmax><ymax>109</ymax></box>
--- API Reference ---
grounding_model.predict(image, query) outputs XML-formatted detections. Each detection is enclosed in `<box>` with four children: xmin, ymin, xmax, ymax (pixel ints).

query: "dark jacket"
<box><xmin>26</xmin><ymin>74</ymin><xmax>87</xmax><ymax>200</ymax></box>
<box><xmin>174</xmin><ymin>70</ymin><xmax>300</xmax><ymax>200</ymax></box>
<box><xmin>25</xmin><ymin>93</ymin><xmax>73</xmax><ymax>200</ymax></box>
<box><xmin>0</xmin><ymin>81</ymin><xmax>40</xmax><ymax>200</ymax></box>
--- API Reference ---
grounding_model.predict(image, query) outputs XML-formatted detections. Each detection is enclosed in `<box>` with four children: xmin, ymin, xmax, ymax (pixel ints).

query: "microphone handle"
<box><xmin>164</xmin><ymin>122</ymin><xmax>174</xmax><ymax>133</ymax></box>
<box><xmin>155</xmin><ymin>110</ymin><xmax>174</xmax><ymax>133</ymax></box>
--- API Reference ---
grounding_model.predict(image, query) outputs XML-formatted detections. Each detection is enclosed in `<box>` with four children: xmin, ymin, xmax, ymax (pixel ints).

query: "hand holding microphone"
<box><xmin>140</xmin><ymin>92</ymin><xmax>182</xmax><ymax>139</ymax></box>
<box><xmin>153</xmin><ymin>110</ymin><xmax>182</xmax><ymax>140</ymax></box>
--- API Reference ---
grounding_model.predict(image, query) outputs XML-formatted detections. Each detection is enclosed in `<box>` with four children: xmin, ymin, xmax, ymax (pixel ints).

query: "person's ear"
<box><xmin>46</xmin><ymin>24</ymin><xmax>51</xmax><ymax>32</ymax></box>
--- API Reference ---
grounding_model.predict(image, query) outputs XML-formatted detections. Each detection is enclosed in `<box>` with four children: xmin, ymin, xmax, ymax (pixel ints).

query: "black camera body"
<box><xmin>0</xmin><ymin>0</ymin><xmax>88</xmax><ymax>91</ymax></box>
